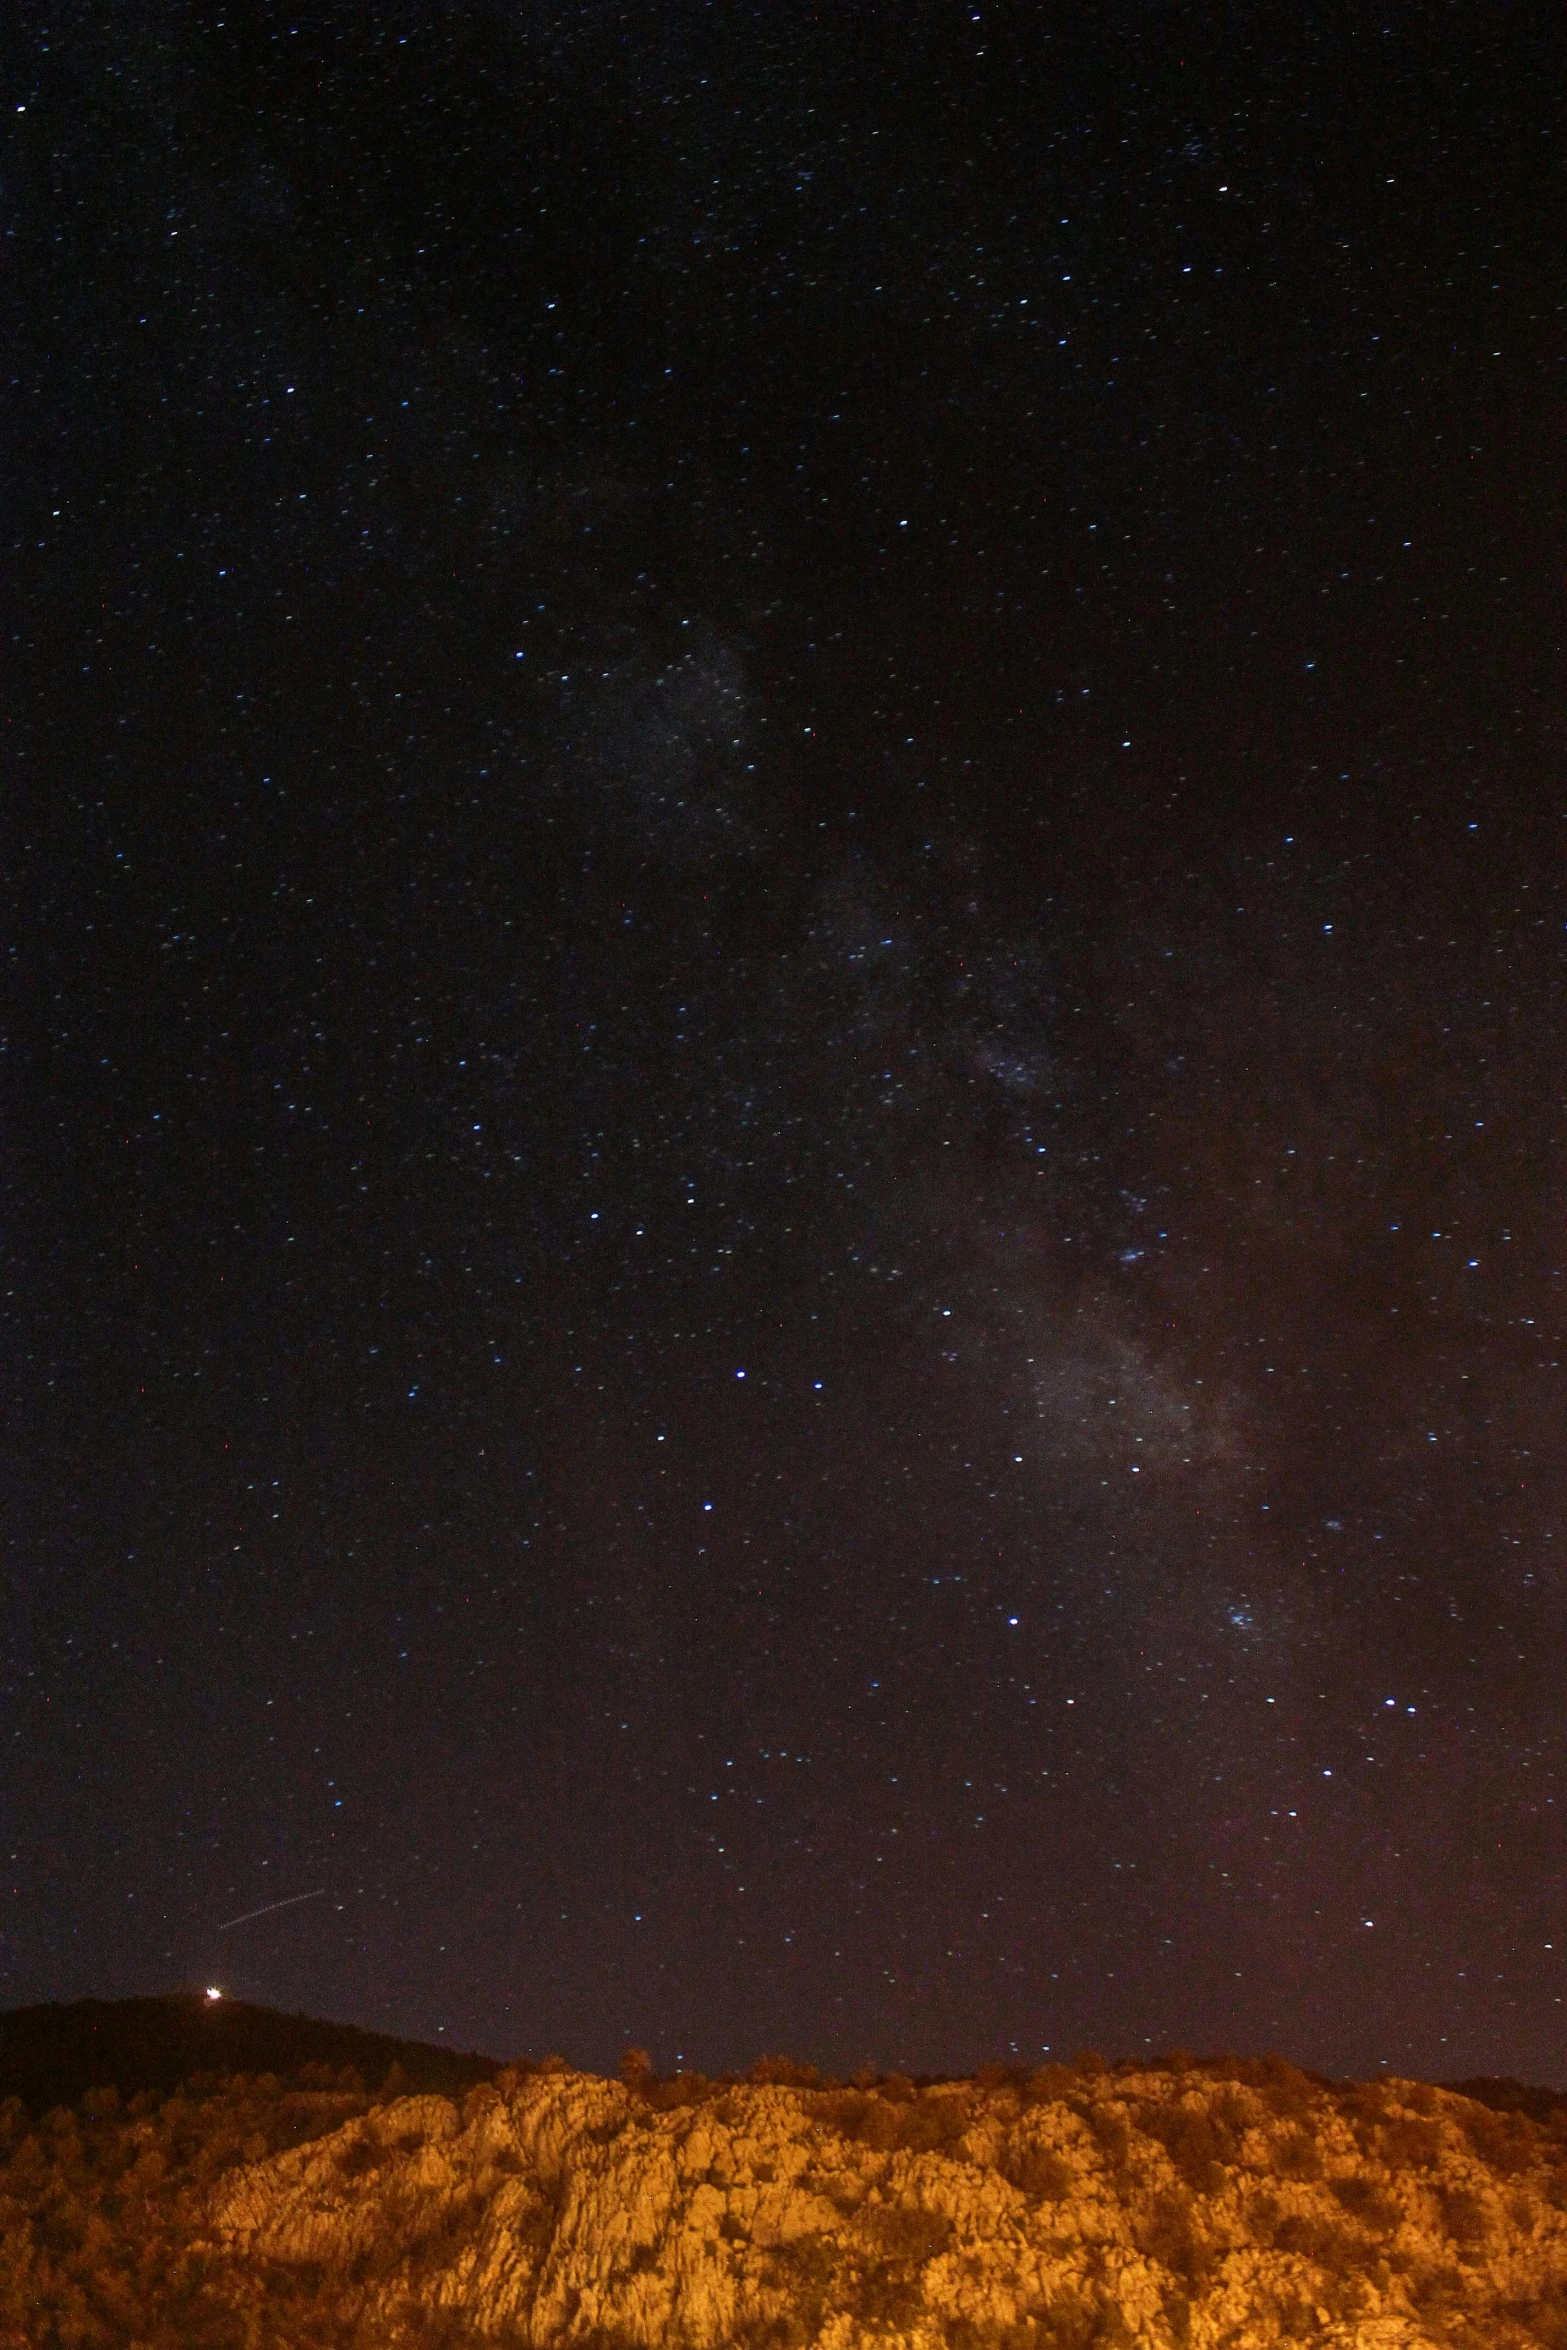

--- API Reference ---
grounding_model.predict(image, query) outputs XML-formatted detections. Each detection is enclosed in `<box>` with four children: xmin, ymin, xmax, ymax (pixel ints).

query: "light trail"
<box><xmin>216</xmin><ymin>1887</ymin><xmax>327</xmax><ymax>1931</ymax></box>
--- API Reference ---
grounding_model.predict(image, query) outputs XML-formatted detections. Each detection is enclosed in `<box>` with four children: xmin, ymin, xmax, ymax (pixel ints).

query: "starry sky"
<box><xmin>6</xmin><ymin>0</ymin><xmax>1567</xmax><ymax>2086</ymax></box>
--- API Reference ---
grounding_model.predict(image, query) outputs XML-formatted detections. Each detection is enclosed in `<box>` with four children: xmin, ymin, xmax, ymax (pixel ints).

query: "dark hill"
<box><xmin>0</xmin><ymin>1992</ymin><xmax>501</xmax><ymax>2115</ymax></box>
<box><xmin>1445</xmin><ymin>2073</ymin><xmax>1567</xmax><ymax>2125</ymax></box>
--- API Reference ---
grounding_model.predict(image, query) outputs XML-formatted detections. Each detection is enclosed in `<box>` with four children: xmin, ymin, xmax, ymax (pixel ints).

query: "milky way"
<box><xmin>5</xmin><ymin>0</ymin><xmax>1564</xmax><ymax>2085</ymax></box>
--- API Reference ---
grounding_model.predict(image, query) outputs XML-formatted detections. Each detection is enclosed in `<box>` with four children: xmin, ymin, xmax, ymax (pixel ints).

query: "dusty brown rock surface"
<box><xmin>209</xmin><ymin>2057</ymin><xmax>1567</xmax><ymax>2346</ymax></box>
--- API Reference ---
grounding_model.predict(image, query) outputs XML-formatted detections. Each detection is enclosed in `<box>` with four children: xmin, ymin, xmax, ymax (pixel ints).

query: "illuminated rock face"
<box><xmin>213</xmin><ymin>2063</ymin><xmax>1567</xmax><ymax>2347</ymax></box>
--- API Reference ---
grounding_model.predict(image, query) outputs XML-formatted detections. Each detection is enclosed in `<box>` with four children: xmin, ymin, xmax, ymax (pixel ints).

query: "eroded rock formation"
<box><xmin>211</xmin><ymin>2057</ymin><xmax>1567</xmax><ymax>2346</ymax></box>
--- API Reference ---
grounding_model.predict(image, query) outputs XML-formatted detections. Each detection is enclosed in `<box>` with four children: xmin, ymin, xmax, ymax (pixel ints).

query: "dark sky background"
<box><xmin>6</xmin><ymin>0</ymin><xmax>1567</xmax><ymax>2086</ymax></box>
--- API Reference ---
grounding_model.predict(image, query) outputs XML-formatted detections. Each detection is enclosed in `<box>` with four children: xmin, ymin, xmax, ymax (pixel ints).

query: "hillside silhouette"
<box><xmin>0</xmin><ymin>1991</ymin><xmax>499</xmax><ymax>2115</ymax></box>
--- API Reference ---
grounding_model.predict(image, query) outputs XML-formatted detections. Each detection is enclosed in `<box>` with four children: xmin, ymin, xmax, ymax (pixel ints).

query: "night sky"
<box><xmin>6</xmin><ymin>1</ymin><xmax>1567</xmax><ymax>2087</ymax></box>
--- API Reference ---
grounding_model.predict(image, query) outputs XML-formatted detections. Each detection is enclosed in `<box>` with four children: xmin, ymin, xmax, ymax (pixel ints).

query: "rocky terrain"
<box><xmin>7</xmin><ymin>2028</ymin><xmax>1567</xmax><ymax>2346</ymax></box>
<box><xmin>211</xmin><ymin>2055</ymin><xmax>1567</xmax><ymax>2348</ymax></box>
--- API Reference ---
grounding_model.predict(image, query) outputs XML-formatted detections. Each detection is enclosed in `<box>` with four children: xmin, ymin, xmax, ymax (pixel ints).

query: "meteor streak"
<box><xmin>216</xmin><ymin>1887</ymin><xmax>327</xmax><ymax>1931</ymax></box>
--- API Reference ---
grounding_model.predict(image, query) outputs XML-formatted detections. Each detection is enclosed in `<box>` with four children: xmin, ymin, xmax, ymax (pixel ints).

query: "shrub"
<box><xmin>1134</xmin><ymin>2191</ymin><xmax>1216</xmax><ymax>2289</ymax></box>
<box><xmin>336</xmin><ymin>2135</ymin><xmax>389</xmax><ymax>2179</ymax></box>
<box><xmin>889</xmin><ymin>2094</ymin><xmax>971</xmax><ymax>2155</ymax></box>
<box><xmin>1005</xmin><ymin>2142</ymin><xmax>1075</xmax><ymax>2202</ymax></box>
<box><xmin>1270</xmin><ymin>2210</ymin><xmax>1360</xmax><ymax>2271</ymax></box>
<box><xmin>860</xmin><ymin>2203</ymin><xmax>952</xmax><ymax>2263</ymax></box>
<box><xmin>804</xmin><ymin>2088</ymin><xmax>868</xmax><ymax>2140</ymax></box>
<box><xmin>760</xmin><ymin>2230</ymin><xmax>836</xmax><ymax>2338</ymax></box>
<box><xmin>1273</xmin><ymin>2128</ymin><xmax>1323</xmax><ymax>2181</ymax></box>
<box><xmin>646</xmin><ymin>2071</ymin><xmax>713</xmax><ymax>2111</ymax></box>
<box><xmin>614</xmin><ymin>2048</ymin><xmax>652</xmax><ymax>2099</ymax></box>
<box><xmin>945</xmin><ymin>2324</ymin><xmax>1057</xmax><ymax>2350</ymax></box>
<box><xmin>1330</xmin><ymin>2174</ymin><xmax>1400</xmax><ymax>2231</ymax></box>
<box><xmin>853</xmin><ymin>2258</ymin><xmax>926</xmax><ymax>2330</ymax></box>
<box><xmin>1379</xmin><ymin>2115</ymin><xmax>1443</xmax><ymax>2171</ymax></box>
<box><xmin>1139</xmin><ymin>2105</ymin><xmax>1228</xmax><ymax>2194</ymax></box>
<box><xmin>1437</xmin><ymin>2185</ymin><xmax>1491</xmax><ymax>2248</ymax></box>
<box><xmin>804</xmin><ymin>2084</ymin><xmax>969</xmax><ymax>2156</ymax></box>
<box><xmin>1036</xmin><ymin>2287</ymin><xmax>1108</xmax><ymax>2349</ymax></box>
<box><xmin>1405</xmin><ymin>2257</ymin><xmax>1465</xmax><ymax>2321</ymax></box>
<box><xmin>1522</xmin><ymin>2282</ymin><xmax>1567</xmax><ymax>2350</ymax></box>
<box><xmin>746</xmin><ymin>2056</ymin><xmax>821</xmax><ymax>2089</ymax></box>
<box><xmin>1462</xmin><ymin>2106</ymin><xmax>1538</xmax><ymax>2177</ymax></box>
<box><xmin>1244</xmin><ymin>2057</ymin><xmax>1316</xmax><ymax>2122</ymax></box>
